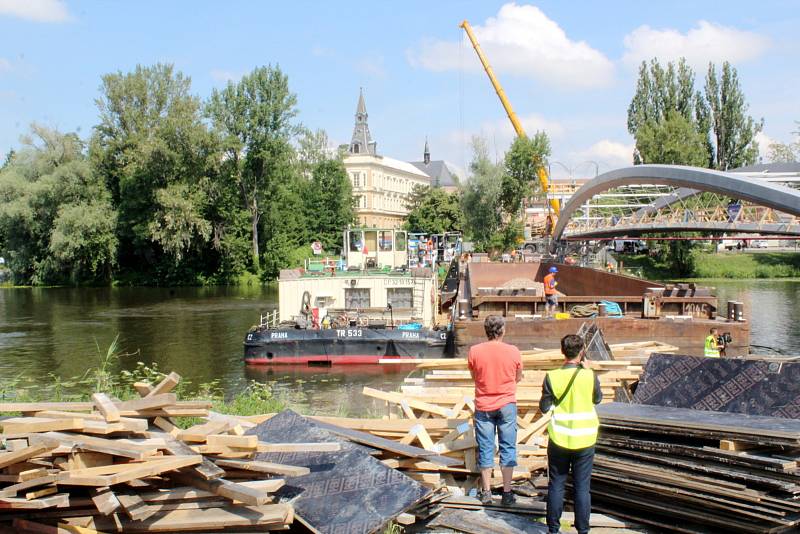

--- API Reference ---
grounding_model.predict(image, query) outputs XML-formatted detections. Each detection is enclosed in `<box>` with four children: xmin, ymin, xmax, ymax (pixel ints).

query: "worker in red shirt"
<box><xmin>467</xmin><ymin>315</ymin><xmax>523</xmax><ymax>506</ymax></box>
<box><xmin>543</xmin><ymin>266</ymin><xmax>559</xmax><ymax>318</ymax></box>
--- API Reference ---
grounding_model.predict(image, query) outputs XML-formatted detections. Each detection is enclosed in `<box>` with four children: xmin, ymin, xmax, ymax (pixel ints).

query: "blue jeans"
<box><xmin>474</xmin><ymin>402</ymin><xmax>517</xmax><ymax>469</ymax></box>
<box><xmin>547</xmin><ymin>441</ymin><xmax>595</xmax><ymax>534</ymax></box>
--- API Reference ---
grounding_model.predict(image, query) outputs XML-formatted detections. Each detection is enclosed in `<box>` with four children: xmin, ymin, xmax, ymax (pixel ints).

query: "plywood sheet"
<box><xmin>632</xmin><ymin>354</ymin><xmax>800</xmax><ymax>418</ymax></box>
<box><xmin>247</xmin><ymin>410</ymin><xmax>430</xmax><ymax>534</ymax></box>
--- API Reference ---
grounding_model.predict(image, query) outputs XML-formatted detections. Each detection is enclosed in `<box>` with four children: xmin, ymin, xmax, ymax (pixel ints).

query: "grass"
<box><xmin>619</xmin><ymin>251</ymin><xmax>800</xmax><ymax>280</ymax></box>
<box><xmin>0</xmin><ymin>339</ymin><xmax>286</xmax><ymax>425</ymax></box>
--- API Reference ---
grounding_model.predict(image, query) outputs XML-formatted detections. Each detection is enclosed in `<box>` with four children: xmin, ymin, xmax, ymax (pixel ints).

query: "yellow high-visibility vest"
<box><xmin>704</xmin><ymin>335</ymin><xmax>720</xmax><ymax>358</ymax></box>
<box><xmin>546</xmin><ymin>368</ymin><xmax>599</xmax><ymax>450</ymax></box>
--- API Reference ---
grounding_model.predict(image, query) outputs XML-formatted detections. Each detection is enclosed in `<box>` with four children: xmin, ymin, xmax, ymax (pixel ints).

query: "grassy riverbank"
<box><xmin>620</xmin><ymin>251</ymin><xmax>800</xmax><ymax>280</ymax></box>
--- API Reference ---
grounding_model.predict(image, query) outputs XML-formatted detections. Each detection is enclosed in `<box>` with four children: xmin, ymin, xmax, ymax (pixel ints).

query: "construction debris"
<box><xmin>0</xmin><ymin>372</ymin><xmax>298</xmax><ymax>533</ymax></box>
<box><xmin>595</xmin><ymin>402</ymin><xmax>800</xmax><ymax>533</ymax></box>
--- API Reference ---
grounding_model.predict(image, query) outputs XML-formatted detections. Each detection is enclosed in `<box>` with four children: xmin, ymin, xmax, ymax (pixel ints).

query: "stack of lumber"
<box><xmin>361</xmin><ymin>342</ymin><xmax>656</xmax><ymax>495</ymax></box>
<box><xmin>0</xmin><ymin>372</ymin><xmax>303</xmax><ymax>533</ymax></box>
<box><xmin>594</xmin><ymin>402</ymin><xmax>800</xmax><ymax>533</ymax></box>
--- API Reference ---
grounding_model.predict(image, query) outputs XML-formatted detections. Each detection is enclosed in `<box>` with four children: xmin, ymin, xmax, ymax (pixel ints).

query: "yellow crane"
<box><xmin>459</xmin><ymin>20</ymin><xmax>560</xmax><ymax>226</ymax></box>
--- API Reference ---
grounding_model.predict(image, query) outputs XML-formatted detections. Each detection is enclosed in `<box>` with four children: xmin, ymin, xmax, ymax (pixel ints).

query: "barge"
<box><xmin>450</xmin><ymin>260</ymin><xmax>750</xmax><ymax>357</ymax></box>
<box><xmin>244</xmin><ymin>228</ymin><xmax>451</xmax><ymax>364</ymax></box>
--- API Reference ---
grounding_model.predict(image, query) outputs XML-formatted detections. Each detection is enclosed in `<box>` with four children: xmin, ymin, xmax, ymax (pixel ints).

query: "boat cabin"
<box><xmin>344</xmin><ymin>228</ymin><xmax>408</xmax><ymax>270</ymax></box>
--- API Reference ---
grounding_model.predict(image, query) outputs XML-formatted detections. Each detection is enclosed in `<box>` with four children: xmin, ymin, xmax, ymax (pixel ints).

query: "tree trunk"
<box><xmin>250</xmin><ymin>200</ymin><xmax>260</xmax><ymax>270</ymax></box>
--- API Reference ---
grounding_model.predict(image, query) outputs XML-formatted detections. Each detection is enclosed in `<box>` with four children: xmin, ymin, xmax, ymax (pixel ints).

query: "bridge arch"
<box><xmin>553</xmin><ymin>165</ymin><xmax>800</xmax><ymax>240</ymax></box>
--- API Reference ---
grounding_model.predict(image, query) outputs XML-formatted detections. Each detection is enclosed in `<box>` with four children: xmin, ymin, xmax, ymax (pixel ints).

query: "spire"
<box><xmin>423</xmin><ymin>137</ymin><xmax>430</xmax><ymax>165</ymax></box>
<box><xmin>350</xmin><ymin>88</ymin><xmax>376</xmax><ymax>155</ymax></box>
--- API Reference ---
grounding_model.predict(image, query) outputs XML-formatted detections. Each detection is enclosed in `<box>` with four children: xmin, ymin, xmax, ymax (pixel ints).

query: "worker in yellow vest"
<box><xmin>540</xmin><ymin>334</ymin><xmax>601</xmax><ymax>534</ymax></box>
<box><xmin>705</xmin><ymin>327</ymin><xmax>722</xmax><ymax>358</ymax></box>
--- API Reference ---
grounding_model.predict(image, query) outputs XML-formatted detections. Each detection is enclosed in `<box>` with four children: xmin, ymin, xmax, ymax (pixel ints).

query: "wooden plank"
<box><xmin>0</xmin><ymin>402</ymin><xmax>93</xmax><ymax>413</ymax></box>
<box><xmin>25</xmin><ymin>486</ymin><xmax>57</xmax><ymax>500</ymax></box>
<box><xmin>117</xmin><ymin>492</ymin><xmax>158</xmax><ymax>521</ymax></box>
<box><xmin>1</xmin><ymin>418</ymin><xmax>84</xmax><ymax>434</ymax></box>
<box><xmin>213</xmin><ymin>459</ymin><xmax>310</xmax><ymax>477</ymax></box>
<box><xmin>0</xmin><ymin>493</ymin><xmax>70</xmax><ymax>509</ymax></box>
<box><xmin>177</xmin><ymin>420</ymin><xmax>230</xmax><ymax>442</ymax></box>
<box><xmin>152</xmin><ymin>417</ymin><xmax>180</xmax><ymax>438</ymax></box>
<box><xmin>58</xmin><ymin>456</ymin><xmax>202</xmax><ymax>486</ymax></box>
<box><xmin>115</xmin><ymin>393</ymin><xmax>177</xmax><ymax>412</ymax></box>
<box><xmin>0</xmin><ymin>443</ymin><xmax>57</xmax><ymax>470</ymax></box>
<box><xmin>133</xmin><ymin>382</ymin><xmax>153</xmax><ymax>397</ymax></box>
<box><xmin>33</xmin><ymin>433</ymin><xmax>156</xmax><ymax>460</ymax></box>
<box><xmin>145</xmin><ymin>372</ymin><xmax>181</xmax><ymax>398</ymax></box>
<box><xmin>90</xmin><ymin>393</ymin><xmax>120</xmax><ymax>423</ymax></box>
<box><xmin>90</xmin><ymin>487</ymin><xmax>120</xmax><ymax>515</ymax></box>
<box><xmin>207</xmin><ymin>434</ymin><xmax>258</xmax><ymax>449</ymax></box>
<box><xmin>362</xmin><ymin>387</ymin><xmax>454</xmax><ymax>417</ymax></box>
<box><xmin>82</xmin><ymin>504</ymin><xmax>293</xmax><ymax>531</ymax></box>
<box><xmin>168</xmin><ymin>471</ymin><xmax>279</xmax><ymax>506</ymax></box>
<box><xmin>0</xmin><ymin>475</ymin><xmax>57</xmax><ymax>498</ymax></box>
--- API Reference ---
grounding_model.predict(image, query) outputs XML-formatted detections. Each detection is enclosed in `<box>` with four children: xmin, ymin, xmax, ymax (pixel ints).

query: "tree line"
<box><xmin>406</xmin><ymin>59</ymin><xmax>766</xmax><ymax>263</ymax></box>
<box><xmin>0</xmin><ymin>64</ymin><xmax>354</xmax><ymax>286</ymax></box>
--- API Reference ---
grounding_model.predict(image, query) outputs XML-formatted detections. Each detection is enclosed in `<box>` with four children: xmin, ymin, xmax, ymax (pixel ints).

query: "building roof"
<box><xmin>349</xmin><ymin>88</ymin><xmax>376</xmax><ymax>156</ymax></box>
<box><xmin>410</xmin><ymin>160</ymin><xmax>463</xmax><ymax>188</ymax></box>
<box><xmin>345</xmin><ymin>154</ymin><xmax>431</xmax><ymax>179</ymax></box>
<box><xmin>731</xmin><ymin>162</ymin><xmax>800</xmax><ymax>173</ymax></box>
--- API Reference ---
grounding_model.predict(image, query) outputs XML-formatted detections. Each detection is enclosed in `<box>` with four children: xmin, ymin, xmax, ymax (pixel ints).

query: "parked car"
<box><xmin>750</xmin><ymin>240</ymin><xmax>768</xmax><ymax>249</ymax></box>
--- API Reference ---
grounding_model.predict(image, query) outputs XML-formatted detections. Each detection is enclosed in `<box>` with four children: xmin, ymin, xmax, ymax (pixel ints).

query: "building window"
<box><xmin>378</xmin><ymin>231</ymin><xmax>393</xmax><ymax>251</ymax></box>
<box><xmin>395</xmin><ymin>231</ymin><xmax>407</xmax><ymax>251</ymax></box>
<box><xmin>345</xmin><ymin>288</ymin><xmax>371</xmax><ymax>309</ymax></box>
<box><xmin>387</xmin><ymin>288</ymin><xmax>413</xmax><ymax>309</ymax></box>
<box><xmin>349</xmin><ymin>230</ymin><xmax>363</xmax><ymax>252</ymax></box>
<box><xmin>352</xmin><ymin>143</ymin><xmax>360</xmax><ymax>154</ymax></box>
<box><xmin>353</xmin><ymin>172</ymin><xmax>360</xmax><ymax>188</ymax></box>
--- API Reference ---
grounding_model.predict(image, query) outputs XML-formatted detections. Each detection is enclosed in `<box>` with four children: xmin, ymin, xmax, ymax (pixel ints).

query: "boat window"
<box><xmin>345</xmin><ymin>288</ymin><xmax>370</xmax><ymax>309</ymax></box>
<box><xmin>387</xmin><ymin>288</ymin><xmax>413</xmax><ymax>309</ymax></box>
<box><xmin>395</xmin><ymin>231</ymin><xmax>407</xmax><ymax>251</ymax></box>
<box><xmin>349</xmin><ymin>231</ymin><xmax>363</xmax><ymax>252</ymax></box>
<box><xmin>378</xmin><ymin>231</ymin><xmax>393</xmax><ymax>251</ymax></box>
<box><xmin>364</xmin><ymin>231</ymin><xmax>377</xmax><ymax>254</ymax></box>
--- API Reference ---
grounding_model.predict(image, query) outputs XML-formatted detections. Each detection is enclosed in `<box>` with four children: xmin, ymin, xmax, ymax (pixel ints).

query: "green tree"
<box><xmin>206</xmin><ymin>65</ymin><xmax>302</xmax><ymax>272</ymax></box>
<box><xmin>304</xmin><ymin>158</ymin><xmax>355</xmax><ymax>251</ymax></box>
<box><xmin>704</xmin><ymin>62</ymin><xmax>763</xmax><ymax>170</ymax></box>
<box><xmin>461</xmin><ymin>137</ymin><xmax>504</xmax><ymax>249</ymax></box>
<box><xmin>768</xmin><ymin>121</ymin><xmax>800</xmax><ymax>163</ymax></box>
<box><xmin>500</xmin><ymin>133</ymin><xmax>550</xmax><ymax>217</ymax></box>
<box><xmin>635</xmin><ymin>112</ymin><xmax>709</xmax><ymax>166</ymax></box>
<box><xmin>148</xmin><ymin>183</ymin><xmax>212</xmax><ymax>264</ymax></box>
<box><xmin>404</xmin><ymin>186</ymin><xmax>462</xmax><ymax>234</ymax></box>
<box><xmin>0</xmin><ymin>125</ymin><xmax>117</xmax><ymax>284</ymax></box>
<box><xmin>90</xmin><ymin>63</ymin><xmax>217</xmax><ymax>282</ymax></box>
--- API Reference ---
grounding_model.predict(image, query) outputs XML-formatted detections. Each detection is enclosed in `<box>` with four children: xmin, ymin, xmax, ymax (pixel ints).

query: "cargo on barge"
<box><xmin>449</xmin><ymin>260</ymin><xmax>750</xmax><ymax>356</ymax></box>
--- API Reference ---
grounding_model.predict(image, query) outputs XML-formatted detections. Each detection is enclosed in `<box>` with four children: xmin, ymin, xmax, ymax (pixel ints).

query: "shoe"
<box><xmin>501</xmin><ymin>491</ymin><xmax>516</xmax><ymax>506</ymax></box>
<box><xmin>477</xmin><ymin>490</ymin><xmax>493</xmax><ymax>505</ymax></box>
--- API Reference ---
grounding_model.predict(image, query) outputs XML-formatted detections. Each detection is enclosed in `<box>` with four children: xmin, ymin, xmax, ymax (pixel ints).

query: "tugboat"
<box><xmin>244</xmin><ymin>228</ymin><xmax>457</xmax><ymax>365</ymax></box>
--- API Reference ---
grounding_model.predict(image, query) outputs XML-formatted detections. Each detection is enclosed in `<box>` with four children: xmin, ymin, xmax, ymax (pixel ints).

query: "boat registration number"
<box><xmin>401</xmin><ymin>332</ymin><xmax>419</xmax><ymax>339</ymax></box>
<box><xmin>336</xmin><ymin>329</ymin><xmax>362</xmax><ymax>337</ymax></box>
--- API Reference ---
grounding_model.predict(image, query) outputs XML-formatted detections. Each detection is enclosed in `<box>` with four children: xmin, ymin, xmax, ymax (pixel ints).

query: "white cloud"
<box><xmin>622</xmin><ymin>21</ymin><xmax>769</xmax><ymax>69</ymax></box>
<box><xmin>311</xmin><ymin>45</ymin><xmax>335</xmax><ymax>58</ymax></box>
<box><xmin>0</xmin><ymin>0</ymin><xmax>70</xmax><ymax>22</ymax></box>
<box><xmin>755</xmin><ymin>131</ymin><xmax>778</xmax><ymax>162</ymax></box>
<box><xmin>408</xmin><ymin>3</ymin><xmax>614</xmax><ymax>89</ymax></box>
<box><xmin>570</xmin><ymin>139</ymin><xmax>634</xmax><ymax>173</ymax></box>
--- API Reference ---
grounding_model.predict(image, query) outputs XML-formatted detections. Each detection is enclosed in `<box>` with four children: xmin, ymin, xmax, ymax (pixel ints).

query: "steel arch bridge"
<box><xmin>553</xmin><ymin>165</ymin><xmax>800</xmax><ymax>241</ymax></box>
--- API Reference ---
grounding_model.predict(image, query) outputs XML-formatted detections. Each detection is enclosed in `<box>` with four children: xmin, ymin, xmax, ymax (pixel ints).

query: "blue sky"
<box><xmin>1</xmin><ymin>0</ymin><xmax>798</xmax><ymax>179</ymax></box>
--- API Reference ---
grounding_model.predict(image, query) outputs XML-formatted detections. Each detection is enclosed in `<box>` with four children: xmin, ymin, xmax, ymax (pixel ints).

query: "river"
<box><xmin>1</xmin><ymin>280</ymin><xmax>799</xmax><ymax>416</ymax></box>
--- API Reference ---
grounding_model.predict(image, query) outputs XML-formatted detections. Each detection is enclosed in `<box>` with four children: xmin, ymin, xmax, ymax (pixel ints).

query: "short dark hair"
<box><xmin>710</xmin><ymin>327</ymin><xmax>718</xmax><ymax>334</ymax></box>
<box><xmin>561</xmin><ymin>335</ymin><xmax>583</xmax><ymax>359</ymax></box>
<box><xmin>484</xmin><ymin>315</ymin><xmax>505</xmax><ymax>340</ymax></box>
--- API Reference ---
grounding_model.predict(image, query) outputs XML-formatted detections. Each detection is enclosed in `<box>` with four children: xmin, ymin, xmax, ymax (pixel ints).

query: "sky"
<box><xmin>0</xmin><ymin>0</ymin><xmax>798</xmax><ymax>179</ymax></box>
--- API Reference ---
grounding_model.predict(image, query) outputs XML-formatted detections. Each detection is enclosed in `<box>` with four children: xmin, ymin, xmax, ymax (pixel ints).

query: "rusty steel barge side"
<box><xmin>451</xmin><ymin>261</ymin><xmax>750</xmax><ymax>357</ymax></box>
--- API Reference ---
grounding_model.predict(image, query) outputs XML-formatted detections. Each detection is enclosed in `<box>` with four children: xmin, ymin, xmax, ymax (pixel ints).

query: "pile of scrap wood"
<box><xmin>0</xmin><ymin>372</ymin><xmax>307</xmax><ymax>533</ymax></box>
<box><xmin>363</xmin><ymin>337</ymin><xmax>658</xmax><ymax>496</ymax></box>
<box><xmin>594</xmin><ymin>402</ymin><xmax>800</xmax><ymax>533</ymax></box>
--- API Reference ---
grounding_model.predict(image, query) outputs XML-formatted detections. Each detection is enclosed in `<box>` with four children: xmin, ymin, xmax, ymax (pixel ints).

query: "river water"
<box><xmin>1</xmin><ymin>280</ymin><xmax>799</xmax><ymax>415</ymax></box>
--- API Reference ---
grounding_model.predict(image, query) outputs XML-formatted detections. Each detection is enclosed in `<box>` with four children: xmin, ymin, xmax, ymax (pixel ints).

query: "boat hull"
<box><xmin>244</xmin><ymin>327</ymin><xmax>449</xmax><ymax>364</ymax></box>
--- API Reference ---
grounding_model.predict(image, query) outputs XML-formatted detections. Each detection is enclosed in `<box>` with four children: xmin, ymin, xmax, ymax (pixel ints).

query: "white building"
<box><xmin>343</xmin><ymin>90</ymin><xmax>430</xmax><ymax>228</ymax></box>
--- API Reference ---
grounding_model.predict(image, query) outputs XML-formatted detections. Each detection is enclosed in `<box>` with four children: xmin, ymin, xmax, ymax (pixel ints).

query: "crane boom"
<box><xmin>459</xmin><ymin>19</ymin><xmax>560</xmax><ymax>218</ymax></box>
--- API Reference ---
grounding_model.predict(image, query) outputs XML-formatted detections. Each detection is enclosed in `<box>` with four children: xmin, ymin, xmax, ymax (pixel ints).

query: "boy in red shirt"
<box><xmin>468</xmin><ymin>315</ymin><xmax>523</xmax><ymax>505</ymax></box>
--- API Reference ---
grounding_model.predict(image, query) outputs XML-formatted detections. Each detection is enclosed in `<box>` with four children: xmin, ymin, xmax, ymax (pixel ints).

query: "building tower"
<box><xmin>423</xmin><ymin>137</ymin><xmax>431</xmax><ymax>165</ymax></box>
<box><xmin>349</xmin><ymin>88</ymin><xmax>377</xmax><ymax>155</ymax></box>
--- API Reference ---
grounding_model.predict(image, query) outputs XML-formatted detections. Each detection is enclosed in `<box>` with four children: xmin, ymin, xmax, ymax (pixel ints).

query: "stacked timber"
<box><xmin>363</xmin><ymin>342</ymin><xmax>656</xmax><ymax>495</ymax></box>
<box><xmin>594</xmin><ymin>402</ymin><xmax>800</xmax><ymax>533</ymax></box>
<box><xmin>0</xmin><ymin>373</ymin><xmax>306</xmax><ymax>533</ymax></box>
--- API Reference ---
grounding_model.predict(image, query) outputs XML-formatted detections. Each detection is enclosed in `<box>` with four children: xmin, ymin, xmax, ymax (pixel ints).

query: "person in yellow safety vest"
<box><xmin>705</xmin><ymin>327</ymin><xmax>723</xmax><ymax>357</ymax></box>
<box><xmin>540</xmin><ymin>334</ymin><xmax>601</xmax><ymax>534</ymax></box>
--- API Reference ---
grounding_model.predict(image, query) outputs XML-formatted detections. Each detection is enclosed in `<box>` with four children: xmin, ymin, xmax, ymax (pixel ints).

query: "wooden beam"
<box><xmin>145</xmin><ymin>372</ymin><xmax>181</xmax><ymax>398</ymax></box>
<box><xmin>90</xmin><ymin>393</ymin><xmax>120</xmax><ymax>423</ymax></box>
<box><xmin>213</xmin><ymin>459</ymin><xmax>310</xmax><ymax>477</ymax></box>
